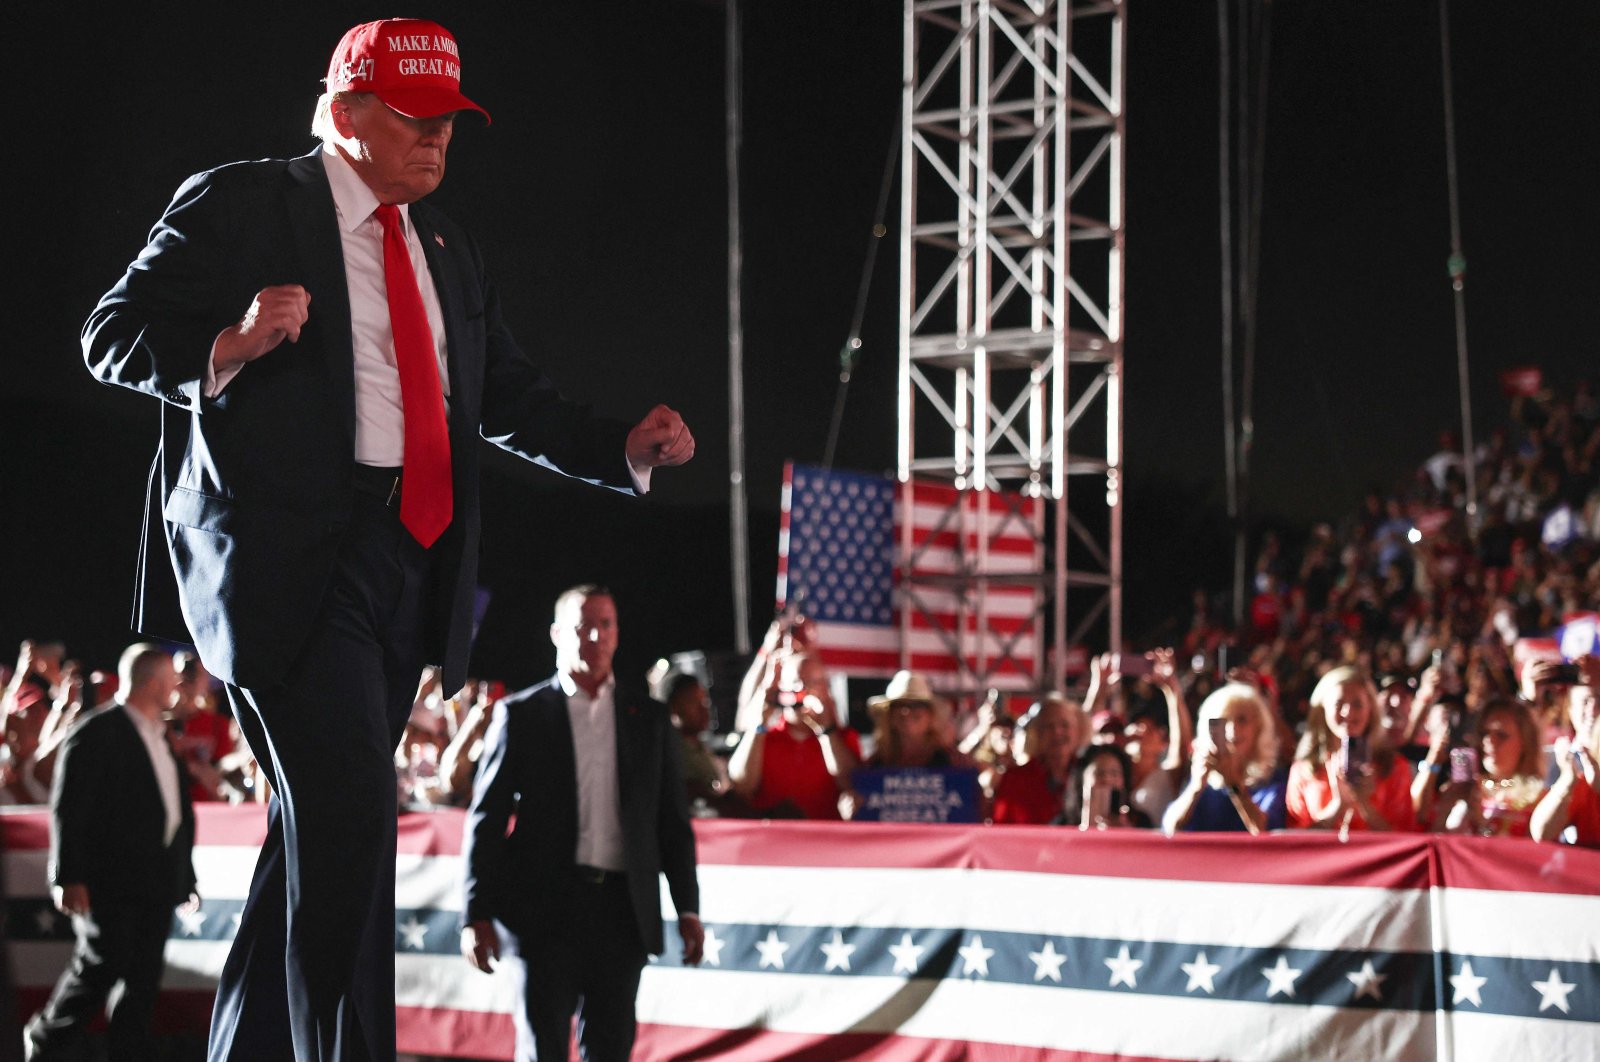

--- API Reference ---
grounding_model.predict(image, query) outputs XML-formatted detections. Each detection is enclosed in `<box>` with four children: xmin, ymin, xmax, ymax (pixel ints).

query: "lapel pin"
<box><xmin>434</xmin><ymin>233</ymin><xmax>445</xmax><ymax>248</ymax></box>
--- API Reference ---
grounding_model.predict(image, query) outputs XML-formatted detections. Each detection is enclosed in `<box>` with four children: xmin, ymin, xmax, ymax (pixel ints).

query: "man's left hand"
<box><xmin>626</xmin><ymin>405</ymin><xmax>696</xmax><ymax>469</ymax></box>
<box><xmin>678</xmin><ymin>912</ymin><xmax>705</xmax><ymax>966</ymax></box>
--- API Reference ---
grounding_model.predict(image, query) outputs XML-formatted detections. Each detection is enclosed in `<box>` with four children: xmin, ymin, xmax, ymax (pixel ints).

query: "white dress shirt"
<box><xmin>558</xmin><ymin>671</ymin><xmax>628</xmax><ymax>872</ymax></box>
<box><xmin>321</xmin><ymin>147</ymin><xmax>453</xmax><ymax>466</ymax></box>
<box><xmin>123</xmin><ymin>704</ymin><xmax>183</xmax><ymax>846</ymax></box>
<box><xmin>203</xmin><ymin>146</ymin><xmax>449</xmax><ymax>468</ymax></box>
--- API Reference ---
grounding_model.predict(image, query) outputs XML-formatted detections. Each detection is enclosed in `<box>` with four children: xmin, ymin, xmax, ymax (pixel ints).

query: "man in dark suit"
<box><xmin>24</xmin><ymin>644</ymin><xmax>197</xmax><ymax>1062</ymax></box>
<box><xmin>80</xmin><ymin>19</ymin><xmax>694</xmax><ymax>1062</ymax></box>
<box><xmin>462</xmin><ymin>586</ymin><xmax>703</xmax><ymax>1061</ymax></box>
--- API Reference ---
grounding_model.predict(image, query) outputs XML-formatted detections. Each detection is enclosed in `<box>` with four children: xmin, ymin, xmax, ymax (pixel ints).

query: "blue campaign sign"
<box><xmin>850</xmin><ymin>767</ymin><xmax>982</xmax><ymax>823</ymax></box>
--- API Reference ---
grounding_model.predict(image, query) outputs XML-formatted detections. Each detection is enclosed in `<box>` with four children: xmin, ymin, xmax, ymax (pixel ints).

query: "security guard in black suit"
<box><xmin>25</xmin><ymin>645</ymin><xmax>196</xmax><ymax>1062</ymax></box>
<box><xmin>461</xmin><ymin>586</ymin><xmax>702</xmax><ymax>1061</ymax></box>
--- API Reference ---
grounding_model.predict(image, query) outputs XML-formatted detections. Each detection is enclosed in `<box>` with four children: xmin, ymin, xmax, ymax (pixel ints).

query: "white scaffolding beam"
<box><xmin>899</xmin><ymin>0</ymin><xmax>1125</xmax><ymax>695</ymax></box>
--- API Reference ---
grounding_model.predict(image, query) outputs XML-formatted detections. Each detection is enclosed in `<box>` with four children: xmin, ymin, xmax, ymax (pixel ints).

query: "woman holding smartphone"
<box><xmin>1163</xmin><ymin>683</ymin><xmax>1285</xmax><ymax>835</ymax></box>
<box><xmin>1058</xmin><ymin>743</ymin><xmax>1150</xmax><ymax>829</ymax></box>
<box><xmin>1286</xmin><ymin>666</ymin><xmax>1417</xmax><ymax>832</ymax></box>
<box><xmin>1413</xmin><ymin>697</ymin><xmax>1546</xmax><ymax>835</ymax></box>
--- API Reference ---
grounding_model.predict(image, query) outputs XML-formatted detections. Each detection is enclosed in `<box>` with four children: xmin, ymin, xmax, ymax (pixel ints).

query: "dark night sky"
<box><xmin>5</xmin><ymin>1</ymin><xmax>1597</xmax><ymax>683</ymax></box>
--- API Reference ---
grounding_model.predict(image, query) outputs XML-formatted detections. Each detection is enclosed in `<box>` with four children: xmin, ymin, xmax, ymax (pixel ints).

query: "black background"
<box><xmin>5</xmin><ymin>1</ymin><xmax>1596</xmax><ymax>686</ymax></box>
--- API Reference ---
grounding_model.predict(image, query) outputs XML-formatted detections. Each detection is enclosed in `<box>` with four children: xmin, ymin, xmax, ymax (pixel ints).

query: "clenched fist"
<box><xmin>213</xmin><ymin>285</ymin><xmax>311</xmax><ymax>375</ymax></box>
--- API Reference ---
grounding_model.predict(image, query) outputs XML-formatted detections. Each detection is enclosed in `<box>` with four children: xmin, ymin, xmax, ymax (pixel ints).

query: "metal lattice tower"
<box><xmin>898</xmin><ymin>0</ymin><xmax>1125</xmax><ymax>693</ymax></box>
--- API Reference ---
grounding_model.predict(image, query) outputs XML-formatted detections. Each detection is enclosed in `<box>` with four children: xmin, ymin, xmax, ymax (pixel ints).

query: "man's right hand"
<box><xmin>796</xmin><ymin>694</ymin><xmax>833</xmax><ymax>736</ymax></box>
<box><xmin>1519</xmin><ymin>658</ymin><xmax>1569</xmax><ymax>703</ymax></box>
<box><xmin>53</xmin><ymin>883</ymin><xmax>90</xmax><ymax>917</ymax></box>
<box><xmin>213</xmin><ymin>285</ymin><xmax>311</xmax><ymax>375</ymax></box>
<box><xmin>1089</xmin><ymin>652</ymin><xmax>1118</xmax><ymax>691</ymax></box>
<box><xmin>461</xmin><ymin>920</ymin><xmax>500</xmax><ymax>974</ymax></box>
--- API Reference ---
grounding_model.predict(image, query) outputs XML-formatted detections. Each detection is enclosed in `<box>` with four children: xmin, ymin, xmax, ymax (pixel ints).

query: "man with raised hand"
<box><xmin>82</xmin><ymin>19</ymin><xmax>693</xmax><ymax>1061</ymax></box>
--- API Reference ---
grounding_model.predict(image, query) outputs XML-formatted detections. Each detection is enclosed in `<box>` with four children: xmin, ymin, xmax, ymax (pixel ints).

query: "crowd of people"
<box><xmin>2</xmin><ymin>372</ymin><xmax>1596</xmax><ymax>1056</ymax></box>
<box><xmin>661</xmin><ymin>376</ymin><xmax>1600</xmax><ymax>844</ymax></box>
<box><xmin>2</xmin><ymin>375</ymin><xmax>1595</xmax><ymax>1060</ymax></box>
<box><xmin>4</xmin><ymin>377</ymin><xmax>1597</xmax><ymax>845</ymax></box>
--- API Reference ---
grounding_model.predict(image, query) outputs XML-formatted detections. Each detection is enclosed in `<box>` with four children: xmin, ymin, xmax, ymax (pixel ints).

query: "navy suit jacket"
<box><xmin>82</xmin><ymin>151</ymin><xmax>635</xmax><ymax>691</ymax></box>
<box><xmin>48</xmin><ymin>704</ymin><xmax>197</xmax><ymax>907</ymax></box>
<box><xmin>462</xmin><ymin>676</ymin><xmax>699</xmax><ymax>956</ymax></box>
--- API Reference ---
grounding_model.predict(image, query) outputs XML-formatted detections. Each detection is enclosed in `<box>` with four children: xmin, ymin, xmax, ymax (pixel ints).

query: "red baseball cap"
<box><xmin>325</xmin><ymin>19</ymin><xmax>491</xmax><ymax>124</ymax></box>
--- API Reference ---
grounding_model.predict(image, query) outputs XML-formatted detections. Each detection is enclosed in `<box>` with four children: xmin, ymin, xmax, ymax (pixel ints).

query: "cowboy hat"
<box><xmin>866</xmin><ymin>670</ymin><xmax>948</xmax><ymax>715</ymax></box>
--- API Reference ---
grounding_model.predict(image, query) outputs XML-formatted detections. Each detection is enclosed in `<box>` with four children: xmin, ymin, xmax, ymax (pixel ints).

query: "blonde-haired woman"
<box><xmin>1286</xmin><ymin>666</ymin><xmax>1417</xmax><ymax>832</ymax></box>
<box><xmin>1163</xmin><ymin>683</ymin><xmax>1284</xmax><ymax>834</ymax></box>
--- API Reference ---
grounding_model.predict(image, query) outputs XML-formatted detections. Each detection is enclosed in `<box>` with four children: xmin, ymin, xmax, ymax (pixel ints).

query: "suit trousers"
<box><xmin>208</xmin><ymin>490</ymin><xmax>433</xmax><ymax>1062</ymax></box>
<box><xmin>24</xmin><ymin>900</ymin><xmax>172</xmax><ymax>1062</ymax></box>
<box><xmin>503</xmin><ymin>875</ymin><xmax>649</xmax><ymax>1062</ymax></box>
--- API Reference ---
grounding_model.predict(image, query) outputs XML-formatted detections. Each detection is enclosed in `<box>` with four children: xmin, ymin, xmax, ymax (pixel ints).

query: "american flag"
<box><xmin>776</xmin><ymin>462</ymin><xmax>1042</xmax><ymax>686</ymax></box>
<box><xmin>638</xmin><ymin>827</ymin><xmax>1600</xmax><ymax>1060</ymax></box>
<box><xmin>5</xmin><ymin>808</ymin><xmax>1598</xmax><ymax>1060</ymax></box>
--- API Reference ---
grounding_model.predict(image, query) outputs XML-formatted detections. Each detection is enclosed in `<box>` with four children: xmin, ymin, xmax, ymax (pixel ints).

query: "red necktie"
<box><xmin>375</xmin><ymin>204</ymin><xmax>452</xmax><ymax>548</ymax></box>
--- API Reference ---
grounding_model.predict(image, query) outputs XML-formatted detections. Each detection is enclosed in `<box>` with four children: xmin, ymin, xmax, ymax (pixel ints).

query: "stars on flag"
<box><xmin>780</xmin><ymin>468</ymin><xmax>898</xmax><ymax>628</ymax></box>
<box><xmin>342</xmin><ymin>911</ymin><xmax>1588</xmax><ymax>1026</ymax></box>
<box><xmin>755</xmin><ymin>929</ymin><xmax>790</xmax><ymax>971</ymax></box>
<box><xmin>700</xmin><ymin>926</ymin><xmax>726</xmax><ymax>967</ymax></box>
<box><xmin>1450</xmin><ymin>960</ymin><xmax>1488</xmax><ymax>1007</ymax></box>
<box><xmin>1104</xmin><ymin>945</ymin><xmax>1143</xmax><ymax>989</ymax></box>
<box><xmin>887</xmin><ymin>932</ymin><xmax>925</xmax><ymax>975</ymax></box>
<box><xmin>1027</xmin><ymin>940</ymin><xmax>1067</xmax><ymax>983</ymax></box>
<box><xmin>397</xmin><ymin>916</ymin><xmax>428</xmax><ymax>951</ymax></box>
<box><xmin>1345</xmin><ymin>959</ymin><xmax>1386</xmax><ymax>1002</ymax></box>
<box><xmin>1531</xmin><ymin>968</ymin><xmax>1577</xmax><ymax>1015</ymax></box>
<box><xmin>1181</xmin><ymin>951</ymin><xmax>1222</xmax><ymax>995</ymax></box>
<box><xmin>958</xmin><ymin>935</ymin><xmax>995</xmax><ymax>977</ymax></box>
<box><xmin>1442</xmin><ymin>958</ymin><xmax>1585</xmax><ymax>1016</ymax></box>
<box><xmin>176</xmin><ymin>906</ymin><xmax>208</xmax><ymax>937</ymax></box>
<box><xmin>1261</xmin><ymin>955</ymin><xmax>1303</xmax><ymax>999</ymax></box>
<box><xmin>34</xmin><ymin>907</ymin><xmax>59</xmax><ymax>935</ymax></box>
<box><xmin>820</xmin><ymin>930</ymin><xmax>857</xmax><ymax>972</ymax></box>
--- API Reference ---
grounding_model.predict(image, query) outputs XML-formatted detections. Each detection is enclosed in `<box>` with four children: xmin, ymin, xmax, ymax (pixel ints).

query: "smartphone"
<box><xmin>1549</xmin><ymin>663</ymin><xmax>1583</xmax><ymax>685</ymax></box>
<box><xmin>1208</xmin><ymin>718</ymin><xmax>1228</xmax><ymax>750</ymax></box>
<box><xmin>1109</xmin><ymin>788</ymin><xmax>1125</xmax><ymax>815</ymax></box>
<box><xmin>1089</xmin><ymin>785</ymin><xmax>1111</xmax><ymax>823</ymax></box>
<box><xmin>1117</xmin><ymin>653</ymin><xmax>1153</xmax><ymax>679</ymax></box>
<box><xmin>1449</xmin><ymin>746</ymin><xmax>1478</xmax><ymax>785</ymax></box>
<box><xmin>1433</xmin><ymin>647</ymin><xmax>1461</xmax><ymax>693</ymax></box>
<box><xmin>1342</xmin><ymin>734</ymin><xmax>1370</xmax><ymax>777</ymax></box>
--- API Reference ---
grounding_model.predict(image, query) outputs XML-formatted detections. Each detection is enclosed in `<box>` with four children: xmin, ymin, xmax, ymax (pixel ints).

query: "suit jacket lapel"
<box><xmin>111</xmin><ymin>708</ymin><xmax>169</xmax><ymax>836</ymax></box>
<box><xmin>409</xmin><ymin>206</ymin><xmax>477</xmax><ymax>462</ymax></box>
<box><xmin>545</xmin><ymin>681</ymin><xmax>580</xmax><ymax>842</ymax></box>
<box><xmin>285</xmin><ymin>151</ymin><xmax>357</xmax><ymax>452</ymax></box>
<box><xmin>613</xmin><ymin>689</ymin><xmax>638</xmax><ymax>825</ymax></box>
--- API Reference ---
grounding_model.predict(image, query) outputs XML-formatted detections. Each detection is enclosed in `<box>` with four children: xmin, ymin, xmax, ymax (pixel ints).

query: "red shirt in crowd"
<box><xmin>1471</xmin><ymin>778</ymin><xmax>1546</xmax><ymax>839</ymax></box>
<box><xmin>1249</xmin><ymin>590</ymin><xmax>1282</xmax><ymax>642</ymax></box>
<box><xmin>1286</xmin><ymin>757</ymin><xmax>1418</xmax><ymax>831</ymax></box>
<box><xmin>1566</xmin><ymin>777</ymin><xmax>1600</xmax><ymax>847</ymax></box>
<box><xmin>991</xmin><ymin>760</ymin><xmax>1065</xmax><ymax>825</ymax></box>
<box><xmin>750</xmin><ymin>718</ymin><xmax>861</xmax><ymax>821</ymax></box>
<box><xmin>172</xmin><ymin>709</ymin><xmax>236</xmax><ymax>802</ymax></box>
